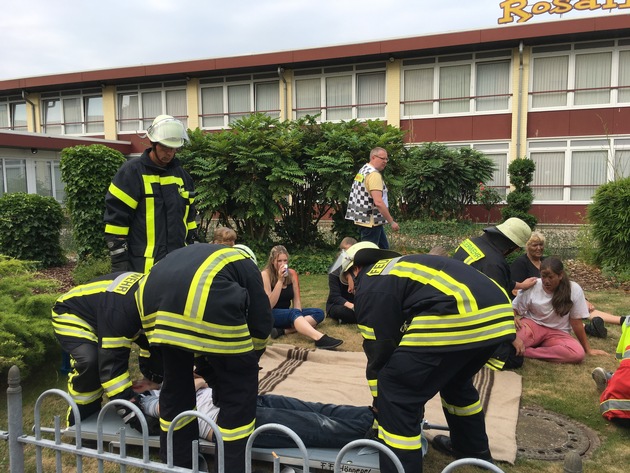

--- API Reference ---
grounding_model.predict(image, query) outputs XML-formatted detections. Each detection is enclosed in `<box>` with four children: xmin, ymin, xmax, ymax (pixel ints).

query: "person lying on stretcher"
<box><xmin>132</xmin><ymin>376</ymin><xmax>374</xmax><ymax>448</ymax></box>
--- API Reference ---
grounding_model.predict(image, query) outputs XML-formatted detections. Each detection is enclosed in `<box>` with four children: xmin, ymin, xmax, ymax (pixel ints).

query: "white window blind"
<box><xmin>619</xmin><ymin>50</ymin><xmax>630</xmax><ymax>104</ymax></box>
<box><xmin>85</xmin><ymin>96</ymin><xmax>104</xmax><ymax>133</ymax></box>
<box><xmin>118</xmin><ymin>93</ymin><xmax>139</xmax><ymax>131</ymax></box>
<box><xmin>357</xmin><ymin>72</ymin><xmax>385</xmax><ymax>118</ymax></box>
<box><xmin>531</xmin><ymin>151</ymin><xmax>565</xmax><ymax>200</ymax></box>
<box><xmin>63</xmin><ymin>98</ymin><xmax>82</xmax><ymax>134</ymax></box>
<box><xmin>614</xmin><ymin>150</ymin><xmax>630</xmax><ymax>179</ymax></box>
<box><xmin>142</xmin><ymin>91</ymin><xmax>162</xmax><ymax>129</ymax></box>
<box><xmin>571</xmin><ymin>150</ymin><xmax>607</xmax><ymax>200</ymax></box>
<box><xmin>295</xmin><ymin>78</ymin><xmax>321</xmax><ymax>119</ymax></box>
<box><xmin>0</xmin><ymin>104</ymin><xmax>8</xmax><ymax>128</ymax></box>
<box><xmin>487</xmin><ymin>154</ymin><xmax>508</xmax><ymax>197</ymax></box>
<box><xmin>574</xmin><ymin>52</ymin><xmax>611</xmax><ymax>105</ymax></box>
<box><xmin>439</xmin><ymin>64</ymin><xmax>470</xmax><ymax>113</ymax></box>
<box><xmin>201</xmin><ymin>87</ymin><xmax>224</xmax><ymax>127</ymax></box>
<box><xmin>532</xmin><ymin>56</ymin><xmax>568</xmax><ymax>108</ymax></box>
<box><xmin>166</xmin><ymin>90</ymin><xmax>187</xmax><ymax>127</ymax></box>
<box><xmin>326</xmin><ymin>76</ymin><xmax>352</xmax><ymax>120</ymax></box>
<box><xmin>403</xmin><ymin>68</ymin><xmax>433</xmax><ymax>116</ymax></box>
<box><xmin>255</xmin><ymin>82</ymin><xmax>280</xmax><ymax>117</ymax></box>
<box><xmin>228</xmin><ymin>84</ymin><xmax>250</xmax><ymax>123</ymax></box>
<box><xmin>43</xmin><ymin>100</ymin><xmax>62</xmax><ymax>135</ymax></box>
<box><xmin>476</xmin><ymin>61</ymin><xmax>510</xmax><ymax>111</ymax></box>
<box><xmin>35</xmin><ymin>161</ymin><xmax>53</xmax><ymax>197</ymax></box>
<box><xmin>5</xmin><ymin>159</ymin><xmax>27</xmax><ymax>194</ymax></box>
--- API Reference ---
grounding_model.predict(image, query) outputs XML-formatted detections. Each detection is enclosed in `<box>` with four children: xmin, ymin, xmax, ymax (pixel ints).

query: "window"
<box><xmin>117</xmin><ymin>82</ymin><xmax>187</xmax><ymax>132</ymax></box>
<box><xmin>0</xmin><ymin>98</ymin><xmax>27</xmax><ymax>131</ymax></box>
<box><xmin>199</xmin><ymin>75</ymin><xmax>280</xmax><ymax>128</ymax></box>
<box><xmin>529</xmin><ymin>138</ymin><xmax>630</xmax><ymax>202</ymax></box>
<box><xmin>402</xmin><ymin>52</ymin><xmax>511</xmax><ymax>117</ymax></box>
<box><xmin>531</xmin><ymin>40</ymin><xmax>630</xmax><ymax>109</ymax></box>
<box><xmin>34</xmin><ymin>160</ymin><xmax>65</xmax><ymax>202</ymax></box>
<box><xmin>293</xmin><ymin>63</ymin><xmax>386</xmax><ymax>121</ymax></box>
<box><xmin>2</xmin><ymin>159</ymin><xmax>27</xmax><ymax>195</ymax></box>
<box><xmin>41</xmin><ymin>90</ymin><xmax>103</xmax><ymax>135</ymax></box>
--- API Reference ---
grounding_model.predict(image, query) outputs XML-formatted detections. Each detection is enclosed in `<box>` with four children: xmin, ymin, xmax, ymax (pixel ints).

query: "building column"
<box><xmin>102</xmin><ymin>86</ymin><xmax>117</xmax><ymax>140</ymax></box>
<box><xmin>186</xmin><ymin>78</ymin><xmax>200</xmax><ymax>130</ymax></box>
<box><xmin>385</xmin><ymin>59</ymin><xmax>401</xmax><ymax>128</ymax></box>
<box><xmin>509</xmin><ymin>44</ymin><xmax>531</xmax><ymax>163</ymax></box>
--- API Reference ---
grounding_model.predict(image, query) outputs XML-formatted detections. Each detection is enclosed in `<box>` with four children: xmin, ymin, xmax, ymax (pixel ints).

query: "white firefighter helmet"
<box><xmin>146</xmin><ymin>115</ymin><xmax>189</xmax><ymax>148</ymax></box>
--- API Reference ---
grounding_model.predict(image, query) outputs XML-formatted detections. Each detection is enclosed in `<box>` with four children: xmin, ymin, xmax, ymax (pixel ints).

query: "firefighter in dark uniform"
<box><xmin>452</xmin><ymin>217</ymin><xmax>534</xmax><ymax>372</ymax></box>
<box><xmin>52</xmin><ymin>271</ymin><xmax>161</xmax><ymax>430</ymax></box>
<box><xmin>340</xmin><ymin>242</ymin><xmax>515</xmax><ymax>473</ymax></box>
<box><xmin>104</xmin><ymin>114</ymin><xmax>197</xmax><ymax>274</ymax></box>
<box><xmin>136</xmin><ymin>243</ymin><xmax>273</xmax><ymax>471</ymax></box>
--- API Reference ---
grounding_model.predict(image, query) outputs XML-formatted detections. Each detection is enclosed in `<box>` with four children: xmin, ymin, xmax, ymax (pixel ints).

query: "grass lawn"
<box><xmin>1</xmin><ymin>274</ymin><xmax>629</xmax><ymax>473</ymax></box>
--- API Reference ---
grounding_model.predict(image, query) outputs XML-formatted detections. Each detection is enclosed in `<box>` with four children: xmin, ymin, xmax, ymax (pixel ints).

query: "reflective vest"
<box><xmin>345</xmin><ymin>163</ymin><xmax>388</xmax><ymax>226</ymax></box>
<box><xmin>600</xmin><ymin>318</ymin><xmax>630</xmax><ymax>421</ymax></box>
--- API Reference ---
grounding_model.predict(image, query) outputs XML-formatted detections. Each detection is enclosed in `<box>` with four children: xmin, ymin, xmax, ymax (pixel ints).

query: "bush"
<box><xmin>0</xmin><ymin>193</ymin><xmax>65</xmax><ymax>268</ymax></box>
<box><xmin>72</xmin><ymin>256</ymin><xmax>112</xmax><ymax>285</ymax></box>
<box><xmin>587</xmin><ymin>177</ymin><xmax>630</xmax><ymax>276</ymax></box>
<box><xmin>501</xmin><ymin>157</ymin><xmax>537</xmax><ymax>228</ymax></box>
<box><xmin>0</xmin><ymin>256</ymin><xmax>62</xmax><ymax>380</ymax></box>
<box><xmin>61</xmin><ymin>144</ymin><xmax>126</xmax><ymax>261</ymax></box>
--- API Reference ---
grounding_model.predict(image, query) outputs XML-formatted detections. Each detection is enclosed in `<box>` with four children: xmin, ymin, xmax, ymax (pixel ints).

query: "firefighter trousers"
<box><xmin>376</xmin><ymin>345</ymin><xmax>497</xmax><ymax>473</ymax></box>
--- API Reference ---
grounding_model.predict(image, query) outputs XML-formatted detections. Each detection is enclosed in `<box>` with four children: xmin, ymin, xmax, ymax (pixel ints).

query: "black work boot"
<box><xmin>432</xmin><ymin>435</ymin><xmax>493</xmax><ymax>463</ymax></box>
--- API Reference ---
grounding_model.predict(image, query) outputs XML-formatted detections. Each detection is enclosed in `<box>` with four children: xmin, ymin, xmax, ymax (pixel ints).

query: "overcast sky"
<box><xmin>1</xmin><ymin>1</ymin><xmax>628</xmax><ymax>81</ymax></box>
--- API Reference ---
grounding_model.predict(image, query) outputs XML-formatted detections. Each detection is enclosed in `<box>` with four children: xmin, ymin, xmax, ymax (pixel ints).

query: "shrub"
<box><xmin>501</xmin><ymin>157</ymin><xmax>537</xmax><ymax>228</ymax></box>
<box><xmin>587</xmin><ymin>177</ymin><xmax>630</xmax><ymax>276</ymax></box>
<box><xmin>0</xmin><ymin>193</ymin><xmax>65</xmax><ymax>268</ymax></box>
<box><xmin>72</xmin><ymin>256</ymin><xmax>112</xmax><ymax>285</ymax></box>
<box><xmin>61</xmin><ymin>144</ymin><xmax>126</xmax><ymax>261</ymax></box>
<box><xmin>0</xmin><ymin>256</ymin><xmax>62</xmax><ymax>380</ymax></box>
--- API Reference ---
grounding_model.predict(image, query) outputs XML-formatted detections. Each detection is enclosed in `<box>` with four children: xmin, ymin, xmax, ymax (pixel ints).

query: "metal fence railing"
<box><xmin>3</xmin><ymin>364</ymin><xmax>503</xmax><ymax>473</ymax></box>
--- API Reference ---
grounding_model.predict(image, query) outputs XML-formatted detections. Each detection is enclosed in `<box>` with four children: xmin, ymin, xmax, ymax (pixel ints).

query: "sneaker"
<box><xmin>315</xmin><ymin>334</ymin><xmax>343</xmax><ymax>350</ymax></box>
<box><xmin>270</xmin><ymin>328</ymin><xmax>285</xmax><ymax>339</ymax></box>
<box><xmin>592</xmin><ymin>367</ymin><xmax>609</xmax><ymax>393</ymax></box>
<box><xmin>585</xmin><ymin>316</ymin><xmax>607</xmax><ymax>339</ymax></box>
<box><xmin>563</xmin><ymin>451</ymin><xmax>583</xmax><ymax>473</ymax></box>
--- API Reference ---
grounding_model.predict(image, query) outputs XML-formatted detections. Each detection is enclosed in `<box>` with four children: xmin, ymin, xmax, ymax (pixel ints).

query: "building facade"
<box><xmin>1</xmin><ymin>15</ymin><xmax>629</xmax><ymax>223</ymax></box>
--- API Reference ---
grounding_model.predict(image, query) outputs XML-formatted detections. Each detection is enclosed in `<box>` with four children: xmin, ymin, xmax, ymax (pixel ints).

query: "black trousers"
<box><xmin>159</xmin><ymin>347</ymin><xmax>258</xmax><ymax>472</ymax></box>
<box><xmin>376</xmin><ymin>345</ymin><xmax>497</xmax><ymax>473</ymax></box>
<box><xmin>327</xmin><ymin>304</ymin><xmax>357</xmax><ymax>324</ymax></box>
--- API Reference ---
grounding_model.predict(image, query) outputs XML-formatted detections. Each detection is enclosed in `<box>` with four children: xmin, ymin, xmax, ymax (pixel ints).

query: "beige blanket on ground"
<box><xmin>258</xmin><ymin>344</ymin><xmax>522</xmax><ymax>464</ymax></box>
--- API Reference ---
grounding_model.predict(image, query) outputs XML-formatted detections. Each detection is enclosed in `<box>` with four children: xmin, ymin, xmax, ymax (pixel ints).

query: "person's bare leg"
<box><xmin>293</xmin><ymin>316</ymin><xmax>324</xmax><ymax>341</ymax></box>
<box><xmin>589</xmin><ymin>310</ymin><xmax>621</xmax><ymax>325</ymax></box>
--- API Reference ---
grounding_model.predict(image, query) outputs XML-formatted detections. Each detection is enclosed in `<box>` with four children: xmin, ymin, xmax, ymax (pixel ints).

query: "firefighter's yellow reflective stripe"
<box><xmin>441</xmin><ymin>398</ymin><xmax>482</xmax><ymax>417</ymax></box>
<box><xmin>358</xmin><ymin>324</ymin><xmax>376</xmax><ymax>340</ymax></box>
<box><xmin>102</xmin><ymin>373</ymin><xmax>132</xmax><ymax>397</ymax></box>
<box><xmin>109</xmin><ymin>182</ymin><xmax>138</xmax><ymax>209</ymax></box>
<box><xmin>219</xmin><ymin>418</ymin><xmax>255</xmax><ymax>442</ymax></box>
<box><xmin>105</xmin><ymin>224</ymin><xmax>129</xmax><ymax>236</ymax></box>
<box><xmin>68</xmin><ymin>382</ymin><xmax>103</xmax><ymax>405</ymax></box>
<box><xmin>107</xmin><ymin>272</ymin><xmax>144</xmax><ymax>295</ymax></box>
<box><xmin>138</xmin><ymin>348</ymin><xmax>150</xmax><ymax>358</ymax></box>
<box><xmin>368</xmin><ymin>378</ymin><xmax>378</xmax><ymax>397</ymax></box>
<box><xmin>145</xmin><ymin>196</ymin><xmax>155</xmax><ymax>258</ymax></box>
<box><xmin>57</xmin><ymin>280</ymin><xmax>113</xmax><ymax>302</ymax></box>
<box><xmin>378</xmin><ymin>425</ymin><xmax>422</xmax><ymax>450</ymax></box>
<box><xmin>136</xmin><ymin>276</ymin><xmax>148</xmax><ymax>319</ymax></box>
<box><xmin>160</xmin><ymin>411</ymin><xmax>198</xmax><ymax>432</ymax></box>
<box><xmin>383</xmin><ymin>261</ymin><xmax>477</xmax><ymax>313</ymax></box>
<box><xmin>458</xmin><ymin>239</ymin><xmax>485</xmax><ymax>265</ymax></box>
<box><xmin>101</xmin><ymin>337</ymin><xmax>133</xmax><ymax>349</ymax></box>
<box><xmin>160</xmin><ymin>176</ymin><xmax>185</xmax><ymax>186</ymax></box>
<box><xmin>143</xmin><ymin>257</ymin><xmax>154</xmax><ymax>274</ymax></box>
<box><xmin>484</xmin><ymin>357</ymin><xmax>505</xmax><ymax>371</ymax></box>
<box><xmin>186</xmin><ymin>249</ymin><xmax>245</xmax><ymax>320</ymax></box>
<box><xmin>615</xmin><ymin>320</ymin><xmax>630</xmax><ymax>360</ymax></box>
<box><xmin>252</xmin><ymin>336</ymin><xmax>267</xmax><ymax>351</ymax></box>
<box><xmin>400</xmin><ymin>320</ymin><xmax>514</xmax><ymax>347</ymax></box>
<box><xmin>148</xmin><ymin>330</ymin><xmax>254</xmax><ymax>354</ymax></box>
<box><xmin>600</xmin><ymin>398</ymin><xmax>630</xmax><ymax>415</ymax></box>
<box><xmin>52</xmin><ymin>311</ymin><xmax>96</xmax><ymax>332</ymax></box>
<box><xmin>187</xmin><ymin>220</ymin><xmax>198</xmax><ymax>230</ymax></box>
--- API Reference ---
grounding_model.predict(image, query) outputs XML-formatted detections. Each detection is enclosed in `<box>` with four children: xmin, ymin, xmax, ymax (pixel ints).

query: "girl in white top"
<box><xmin>512</xmin><ymin>256</ymin><xmax>607</xmax><ymax>364</ymax></box>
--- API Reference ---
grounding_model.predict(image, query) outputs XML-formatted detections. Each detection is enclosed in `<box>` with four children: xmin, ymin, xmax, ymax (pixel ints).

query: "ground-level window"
<box><xmin>0</xmin><ymin>154</ymin><xmax>65</xmax><ymax>203</ymax></box>
<box><xmin>528</xmin><ymin>137</ymin><xmax>630</xmax><ymax>202</ymax></box>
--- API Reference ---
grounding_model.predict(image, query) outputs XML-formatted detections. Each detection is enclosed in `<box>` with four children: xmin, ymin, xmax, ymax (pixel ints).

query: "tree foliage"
<box><xmin>587</xmin><ymin>177</ymin><xmax>630</xmax><ymax>272</ymax></box>
<box><xmin>501</xmin><ymin>157</ymin><xmax>537</xmax><ymax>228</ymax></box>
<box><xmin>178</xmin><ymin>114</ymin><xmax>406</xmax><ymax>249</ymax></box>
<box><xmin>60</xmin><ymin>144</ymin><xmax>126</xmax><ymax>260</ymax></box>
<box><xmin>399</xmin><ymin>143</ymin><xmax>496</xmax><ymax>220</ymax></box>
<box><xmin>0</xmin><ymin>193</ymin><xmax>65</xmax><ymax>268</ymax></box>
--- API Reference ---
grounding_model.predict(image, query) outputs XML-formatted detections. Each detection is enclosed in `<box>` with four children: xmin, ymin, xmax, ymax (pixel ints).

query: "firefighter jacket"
<box><xmin>600</xmin><ymin>317</ymin><xmax>630</xmax><ymax>421</ymax></box>
<box><xmin>452</xmin><ymin>235</ymin><xmax>515</xmax><ymax>294</ymax></box>
<box><xmin>104</xmin><ymin>148</ymin><xmax>197</xmax><ymax>272</ymax></box>
<box><xmin>345</xmin><ymin>163</ymin><xmax>388</xmax><ymax>226</ymax></box>
<box><xmin>354</xmin><ymin>254</ymin><xmax>515</xmax><ymax>399</ymax></box>
<box><xmin>51</xmin><ymin>272</ymin><xmax>156</xmax><ymax>401</ymax></box>
<box><xmin>136</xmin><ymin>244</ymin><xmax>273</xmax><ymax>358</ymax></box>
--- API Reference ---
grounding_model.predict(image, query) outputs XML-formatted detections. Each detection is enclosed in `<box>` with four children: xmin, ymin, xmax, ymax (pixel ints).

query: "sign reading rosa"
<box><xmin>499</xmin><ymin>0</ymin><xmax>630</xmax><ymax>24</ymax></box>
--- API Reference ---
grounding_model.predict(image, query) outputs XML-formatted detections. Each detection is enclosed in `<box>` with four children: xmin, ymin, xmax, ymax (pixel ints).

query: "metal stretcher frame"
<box><xmin>61</xmin><ymin>408</ymin><xmax>383</xmax><ymax>473</ymax></box>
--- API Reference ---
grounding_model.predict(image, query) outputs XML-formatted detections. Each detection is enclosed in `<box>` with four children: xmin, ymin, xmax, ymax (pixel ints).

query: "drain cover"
<box><xmin>516</xmin><ymin>406</ymin><xmax>599</xmax><ymax>461</ymax></box>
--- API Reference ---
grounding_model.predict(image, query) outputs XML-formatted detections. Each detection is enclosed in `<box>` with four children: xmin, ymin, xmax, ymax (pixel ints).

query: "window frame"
<box><xmin>116</xmin><ymin>81</ymin><xmax>188</xmax><ymax>133</ymax></box>
<box><xmin>199</xmin><ymin>74</ymin><xmax>280</xmax><ymax>129</ymax></box>
<box><xmin>40</xmin><ymin>89</ymin><xmax>104</xmax><ymax>135</ymax></box>
<box><xmin>292</xmin><ymin>63</ymin><xmax>387</xmax><ymax>122</ymax></box>
<box><xmin>529</xmin><ymin>39</ymin><xmax>630</xmax><ymax>111</ymax></box>
<box><xmin>0</xmin><ymin>97</ymin><xmax>28</xmax><ymax>131</ymax></box>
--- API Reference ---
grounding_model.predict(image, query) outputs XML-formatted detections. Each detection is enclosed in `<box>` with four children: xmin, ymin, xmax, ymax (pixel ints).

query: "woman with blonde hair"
<box><xmin>261</xmin><ymin>245</ymin><xmax>343</xmax><ymax>350</ymax></box>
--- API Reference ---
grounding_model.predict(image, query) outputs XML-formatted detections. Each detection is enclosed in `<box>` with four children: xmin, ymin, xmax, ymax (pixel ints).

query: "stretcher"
<box><xmin>62</xmin><ymin>409</ymin><xmax>383</xmax><ymax>473</ymax></box>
